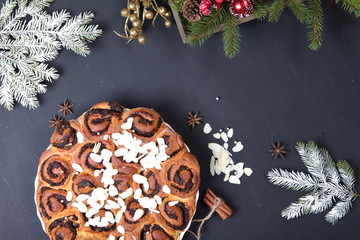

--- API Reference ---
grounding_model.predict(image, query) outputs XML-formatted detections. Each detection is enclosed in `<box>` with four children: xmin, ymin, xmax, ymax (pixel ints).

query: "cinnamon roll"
<box><xmin>35</xmin><ymin>102</ymin><xmax>200</xmax><ymax>240</ymax></box>
<box><xmin>157</xmin><ymin>199</ymin><xmax>195</xmax><ymax>231</ymax></box>
<box><xmin>122</xmin><ymin>107</ymin><xmax>165</xmax><ymax>141</ymax></box>
<box><xmin>50</xmin><ymin>122</ymin><xmax>77</xmax><ymax>150</ymax></box>
<box><xmin>37</xmin><ymin>186</ymin><xmax>70</xmax><ymax>221</ymax></box>
<box><xmin>161</xmin><ymin>152</ymin><xmax>200</xmax><ymax>198</ymax></box>
<box><xmin>40</xmin><ymin>155</ymin><xmax>72</xmax><ymax>187</ymax></box>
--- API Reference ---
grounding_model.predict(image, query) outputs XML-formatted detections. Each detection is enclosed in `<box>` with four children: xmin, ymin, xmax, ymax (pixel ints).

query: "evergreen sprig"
<box><xmin>222</xmin><ymin>9</ymin><xmax>240</xmax><ymax>58</ymax></box>
<box><xmin>307</xmin><ymin>0</ymin><xmax>324</xmax><ymax>50</ymax></box>
<box><xmin>268</xmin><ymin>0</ymin><xmax>286</xmax><ymax>23</ymax></box>
<box><xmin>0</xmin><ymin>0</ymin><xmax>102</xmax><ymax>110</ymax></box>
<box><xmin>268</xmin><ymin>141</ymin><xmax>359</xmax><ymax>224</ymax></box>
<box><xmin>182</xmin><ymin>0</ymin><xmax>360</xmax><ymax>58</ymax></box>
<box><xmin>188</xmin><ymin>6</ymin><xmax>227</xmax><ymax>47</ymax></box>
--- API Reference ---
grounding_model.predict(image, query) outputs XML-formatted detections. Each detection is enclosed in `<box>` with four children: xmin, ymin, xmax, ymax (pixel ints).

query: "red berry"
<box><xmin>199</xmin><ymin>2</ymin><xmax>209</xmax><ymax>11</ymax></box>
<box><xmin>203</xmin><ymin>9</ymin><xmax>211</xmax><ymax>15</ymax></box>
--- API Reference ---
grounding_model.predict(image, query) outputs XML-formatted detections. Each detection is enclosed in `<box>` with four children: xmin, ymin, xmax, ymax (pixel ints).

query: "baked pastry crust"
<box><xmin>35</xmin><ymin>102</ymin><xmax>200</xmax><ymax>240</ymax></box>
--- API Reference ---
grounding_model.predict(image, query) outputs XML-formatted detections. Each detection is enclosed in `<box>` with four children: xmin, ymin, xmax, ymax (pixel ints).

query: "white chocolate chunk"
<box><xmin>213</xmin><ymin>133</ymin><xmax>221</xmax><ymax>139</ymax></box>
<box><xmin>234</xmin><ymin>162</ymin><xmax>244</xmax><ymax>172</ymax></box>
<box><xmin>66</xmin><ymin>191</ymin><xmax>73</xmax><ymax>202</ymax></box>
<box><xmin>97</xmin><ymin>219</ymin><xmax>109</xmax><ymax>227</ymax></box>
<box><xmin>114</xmin><ymin>148</ymin><xmax>128</xmax><ymax>157</ymax></box>
<box><xmin>108</xmin><ymin>185</ymin><xmax>119</xmax><ymax>197</ymax></box>
<box><xmin>86</xmin><ymin>208</ymin><xmax>99</xmax><ymax>218</ymax></box>
<box><xmin>72</xmin><ymin>202</ymin><xmax>87</xmax><ymax>213</ymax></box>
<box><xmin>119</xmin><ymin>187</ymin><xmax>133</xmax><ymax>199</ymax></box>
<box><xmin>117</xmin><ymin>225</ymin><xmax>125</xmax><ymax>234</ymax></box>
<box><xmin>76</xmin><ymin>132</ymin><xmax>84</xmax><ymax>143</ymax></box>
<box><xmin>235</xmin><ymin>168</ymin><xmax>244</xmax><ymax>178</ymax></box>
<box><xmin>244</xmin><ymin>167</ymin><xmax>253</xmax><ymax>176</ymax></box>
<box><xmin>105</xmin><ymin>211</ymin><xmax>115</xmax><ymax>223</ymax></box>
<box><xmin>93</xmin><ymin>142</ymin><xmax>101</xmax><ymax>153</ymax></box>
<box><xmin>134</xmin><ymin>189</ymin><xmax>142</xmax><ymax>200</ymax></box>
<box><xmin>103</xmin><ymin>134</ymin><xmax>109</xmax><ymax>140</ymax></box>
<box><xmin>72</xmin><ymin>163</ymin><xmax>83</xmax><ymax>173</ymax></box>
<box><xmin>132</xmin><ymin>174</ymin><xmax>148</xmax><ymax>184</ymax></box>
<box><xmin>203</xmin><ymin>123</ymin><xmax>212</xmax><ymax>134</ymax></box>
<box><xmin>229</xmin><ymin>175</ymin><xmax>241</xmax><ymax>184</ymax></box>
<box><xmin>115</xmin><ymin>210</ymin><xmax>123</xmax><ymax>223</ymax></box>
<box><xmin>133</xmin><ymin>209</ymin><xmax>144</xmax><ymax>221</ymax></box>
<box><xmin>90</xmin><ymin>153</ymin><xmax>103</xmax><ymax>163</ymax></box>
<box><xmin>108</xmin><ymin>234</ymin><xmax>115</xmax><ymax>240</ymax></box>
<box><xmin>76</xmin><ymin>194</ymin><xmax>89</xmax><ymax>202</ymax></box>
<box><xmin>88</xmin><ymin>216</ymin><xmax>100</xmax><ymax>226</ymax></box>
<box><xmin>162</xmin><ymin>185</ymin><xmax>171</xmax><ymax>194</ymax></box>
<box><xmin>208</xmin><ymin>143</ymin><xmax>222</xmax><ymax>153</ymax></box>
<box><xmin>117</xmin><ymin>197</ymin><xmax>125</xmax><ymax>207</ymax></box>
<box><xmin>221</xmin><ymin>132</ymin><xmax>228</xmax><ymax>142</ymax></box>
<box><xmin>168</xmin><ymin>201</ymin><xmax>179</xmax><ymax>206</ymax></box>
<box><xmin>232</xmin><ymin>142</ymin><xmax>244</xmax><ymax>152</ymax></box>
<box><xmin>121</xmin><ymin>117</ymin><xmax>134</xmax><ymax>130</ymax></box>
<box><xmin>94</xmin><ymin>170</ymin><xmax>102</xmax><ymax>177</ymax></box>
<box><xmin>143</xmin><ymin>181</ymin><xmax>149</xmax><ymax>192</ymax></box>
<box><xmin>154</xmin><ymin>195</ymin><xmax>162</xmax><ymax>205</ymax></box>
<box><xmin>227</xmin><ymin>128</ymin><xmax>234</xmax><ymax>138</ymax></box>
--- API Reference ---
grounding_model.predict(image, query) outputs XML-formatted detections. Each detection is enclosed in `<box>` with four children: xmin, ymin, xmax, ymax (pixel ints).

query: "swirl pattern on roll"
<box><xmin>139</xmin><ymin>224</ymin><xmax>174</xmax><ymax>240</ymax></box>
<box><xmin>83</xmin><ymin>102</ymin><xmax>124</xmax><ymax>139</ymax></box>
<box><xmin>50</xmin><ymin>122</ymin><xmax>77</xmax><ymax>150</ymax></box>
<box><xmin>40</xmin><ymin>155</ymin><xmax>72</xmax><ymax>187</ymax></box>
<box><xmin>158</xmin><ymin>200</ymin><xmax>191</xmax><ymax>231</ymax></box>
<box><xmin>37</xmin><ymin>186</ymin><xmax>69</xmax><ymax>220</ymax></box>
<box><xmin>72</xmin><ymin>173</ymin><xmax>101</xmax><ymax>196</ymax></box>
<box><xmin>35</xmin><ymin>102</ymin><xmax>200</xmax><ymax>240</ymax></box>
<box><xmin>161</xmin><ymin>152</ymin><xmax>200</xmax><ymax>198</ymax></box>
<box><xmin>123</xmin><ymin>107</ymin><xmax>164</xmax><ymax>139</ymax></box>
<box><xmin>48</xmin><ymin>214</ymin><xmax>82</xmax><ymax>240</ymax></box>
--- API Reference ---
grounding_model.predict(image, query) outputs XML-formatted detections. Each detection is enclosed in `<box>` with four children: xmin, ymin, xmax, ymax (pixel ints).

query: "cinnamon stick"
<box><xmin>203</xmin><ymin>188</ymin><xmax>233</xmax><ymax>220</ymax></box>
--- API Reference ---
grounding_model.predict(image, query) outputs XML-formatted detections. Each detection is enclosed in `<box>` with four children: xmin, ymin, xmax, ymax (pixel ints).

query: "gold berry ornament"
<box><xmin>165</xmin><ymin>19</ymin><xmax>172</xmax><ymax>28</ymax></box>
<box><xmin>132</xmin><ymin>19</ymin><xmax>142</xmax><ymax>28</ymax></box>
<box><xmin>129</xmin><ymin>14</ymin><xmax>138</xmax><ymax>22</ymax></box>
<box><xmin>128</xmin><ymin>2</ymin><xmax>136</xmax><ymax>10</ymax></box>
<box><xmin>114</xmin><ymin>0</ymin><xmax>173</xmax><ymax>44</ymax></box>
<box><xmin>144</xmin><ymin>11</ymin><xmax>154</xmax><ymax>19</ymax></box>
<box><xmin>120</xmin><ymin>8</ymin><xmax>130</xmax><ymax>17</ymax></box>
<box><xmin>164</xmin><ymin>11</ymin><xmax>172</xmax><ymax>18</ymax></box>
<box><xmin>138</xmin><ymin>36</ymin><xmax>147</xmax><ymax>44</ymax></box>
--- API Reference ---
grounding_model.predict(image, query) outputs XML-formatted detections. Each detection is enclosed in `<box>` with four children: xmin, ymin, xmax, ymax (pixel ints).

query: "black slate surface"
<box><xmin>0</xmin><ymin>0</ymin><xmax>360</xmax><ymax>239</ymax></box>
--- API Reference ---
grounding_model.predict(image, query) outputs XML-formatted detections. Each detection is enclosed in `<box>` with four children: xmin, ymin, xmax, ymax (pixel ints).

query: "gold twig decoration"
<box><xmin>115</xmin><ymin>0</ymin><xmax>173</xmax><ymax>44</ymax></box>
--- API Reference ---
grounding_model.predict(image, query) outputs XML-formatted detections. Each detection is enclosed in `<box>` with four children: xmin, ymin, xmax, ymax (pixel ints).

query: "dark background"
<box><xmin>0</xmin><ymin>0</ymin><xmax>359</xmax><ymax>239</ymax></box>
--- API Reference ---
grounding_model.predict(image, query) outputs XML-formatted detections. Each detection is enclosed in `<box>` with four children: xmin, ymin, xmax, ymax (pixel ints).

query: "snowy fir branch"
<box><xmin>0</xmin><ymin>0</ymin><xmax>102</xmax><ymax>110</ymax></box>
<box><xmin>268</xmin><ymin>141</ymin><xmax>359</xmax><ymax>224</ymax></box>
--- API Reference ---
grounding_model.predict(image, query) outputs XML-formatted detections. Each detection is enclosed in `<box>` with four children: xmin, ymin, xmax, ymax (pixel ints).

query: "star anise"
<box><xmin>187</xmin><ymin>112</ymin><xmax>203</xmax><ymax>129</ymax></box>
<box><xmin>58</xmin><ymin>100</ymin><xmax>75</xmax><ymax>116</ymax></box>
<box><xmin>49</xmin><ymin>115</ymin><xmax>64</xmax><ymax>128</ymax></box>
<box><xmin>268</xmin><ymin>142</ymin><xmax>288</xmax><ymax>160</ymax></box>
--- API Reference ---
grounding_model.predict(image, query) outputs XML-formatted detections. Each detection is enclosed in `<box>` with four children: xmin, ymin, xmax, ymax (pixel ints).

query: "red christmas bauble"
<box><xmin>229</xmin><ymin>0</ymin><xmax>254</xmax><ymax>18</ymax></box>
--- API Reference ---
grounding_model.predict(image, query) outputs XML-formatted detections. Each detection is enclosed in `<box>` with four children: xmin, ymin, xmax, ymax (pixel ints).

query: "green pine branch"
<box><xmin>288</xmin><ymin>0</ymin><xmax>310</xmax><ymax>23</ymax></box>
<box><xmin>253</xmin><ymin>1</ymin><xmax>269</xmax><ymax>20</ymax></box>
<box><xmin>188</xmin><ymin>6</ymin><xmax>227</xmax><ymax>47</ymax></box>
<box><xmin>307</xmin><ymin>0</ymin><xmax>324</xmax><ymax>50</ymax></box>
<box><xmin>268</xmin><ymin>141</ymin><xmax>359</xmax><ymax>224</ymax></box>
<box><xmin>336</xmin><ymin>0</ymin><xmax>360</xmax><ymax>17</ymax></box>
<box><xmin>268</xmin><ymin>0</ymin><xmax>286</xmax><ymax>23</ymax></box>
<box><xmin>222</xmin><ymin>9</ymin><xmax>241</xmax><ymax>59</ymax></box>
